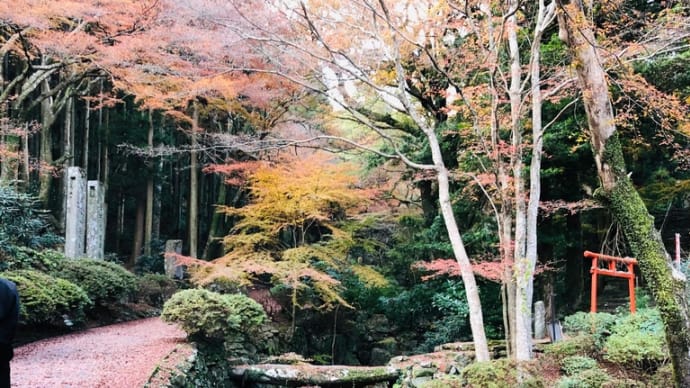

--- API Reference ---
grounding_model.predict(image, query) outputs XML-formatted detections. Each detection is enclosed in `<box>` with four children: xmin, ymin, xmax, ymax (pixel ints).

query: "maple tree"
<box><xmin>1</xmin><ymin>0</ymin><xmax>307</xmax><ymax>263</ymax></box>
<box><xmin>181</xmin><ymin>153</ymin><xmax>377</xmax><ymax>329</ymax></box>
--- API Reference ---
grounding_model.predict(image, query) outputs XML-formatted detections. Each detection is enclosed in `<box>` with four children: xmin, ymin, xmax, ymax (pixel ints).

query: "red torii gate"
<box><xmin>584</xmin><ymin>251</ymin><xmax>638</xmax><ymax>314</ymax></box>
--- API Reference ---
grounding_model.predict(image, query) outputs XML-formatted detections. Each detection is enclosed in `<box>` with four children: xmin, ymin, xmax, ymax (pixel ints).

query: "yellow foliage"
<box><xmin>190</xmin><ymin>153</ymin><xmax>372</xmax><ymax>310</ymax></box>
<box><xmin>228</xmin><ymin>153</ymin><xmax>367</xmax><ymax>244</ymax></box>
<box><xmin>350</xmin><ymin>264</ymin><xmax>389</xmax><ymax>289</ymax></box>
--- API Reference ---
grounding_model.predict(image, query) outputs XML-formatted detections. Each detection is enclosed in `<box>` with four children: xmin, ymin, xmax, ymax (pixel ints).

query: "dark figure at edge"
<box><xmin>0</xmin><ymin>278</ymin><xmax>19</xmax><ymax>388</ymax></box>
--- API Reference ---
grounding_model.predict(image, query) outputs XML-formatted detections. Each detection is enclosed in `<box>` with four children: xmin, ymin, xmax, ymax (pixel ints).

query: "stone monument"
<box><xmin>86</xmin><ymin>181</ymin><xmax>105</xmax><ymax>259</ymax></box>
<box><xmin>64</xmin><ymin>167</ymin><xmax>86</xmax><ymax>258</ymax></box>
<box><xmin>165</xmin><ymin>239</ymin><xmax>184</xmax><ymax>279</ymax></box>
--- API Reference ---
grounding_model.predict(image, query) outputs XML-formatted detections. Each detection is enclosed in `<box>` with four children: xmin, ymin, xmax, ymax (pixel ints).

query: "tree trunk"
<box><xmin>38</xmin><ymin>93</ymin><xmax>54</xmax><ymax>206</ymax></box>
<box><xmin>21</xmin><ymin>123</ymin><xmax>29</xmax><ymax>189</ymax></box>
<box><xmin>202</xmin><ymin>178</ymin><xmax>226</xmax><ymax>260</ymax></box>
<box><xmin>189</xmin><ymin>103</ymin><xmax>199</xmax><ymax>258</ymax></box>
<box><xmin>430</xmin><ymin>132</ymin><xmax>490</xmax><ymax>362</ymax></box>
<box><xmin>558</xmin><ymin>2</ymin><xmax>690</xmax><ymax>386</ymax></box>
<box><xmin>0</xmin><ymin>130</ymin><xmax>19</xmax><ymax>186</ymax></box>
<box><xmin>83</xmin><ymin>99</ymin><xmax>90</xmax><ymax>175</ymax></box>
<box><xmin>152</xmin><ymin>114</ymin><xmax>163</xmax><ymax>241</ymax></box>
<box><xmin>60</xmin><ymin>96</ymin><xmax>75</xmax><ymax>230</ymax></box>
<box><xmin>506</xmin><ymin>0</ymin><xmax>533</xmax><ymax>361</ymax></box>
<box><xmin>145</xmin><ymin>109</ymin><xmax>154</xmax><ymax>256</ymax></box>
<box><xmin>391</xmin><ymin>35</ymin><xmax>490</xmax><ymax>360</ymax></box>
<box><xmin>515</xmin><ymin>0</ymin><xmax>555</xmax><ymax>361</ymax></box>
<box><xmin>131</xmin><ymin>196</ymin><xmax>145</xmax><ymax>267</ymax></box>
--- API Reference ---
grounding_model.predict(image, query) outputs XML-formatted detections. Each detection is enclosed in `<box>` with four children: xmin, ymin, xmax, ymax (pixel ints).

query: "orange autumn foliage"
<box><xmin>187</xmin><ymin>153</ymin><xmax>376</xmax><ymax>310</ymax></box>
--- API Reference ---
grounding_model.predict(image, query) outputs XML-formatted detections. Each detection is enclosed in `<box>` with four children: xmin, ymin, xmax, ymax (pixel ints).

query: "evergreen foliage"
<box><xmin>0</xmin><ymin>187</ymin><xmax>62</xmax><ymax>261</ymax></box>
<box><xmin>555</xmin><ymin>367</ymin><xmax>610</xmax><ymax>388</ymax></box>
<box><xmin>563</xmin><ymin>311</ymin><xmax>617</xmax><ymax>349</ymax></box>
<box><xmin>559</xmin><ymin>356</ymin><xmax>598</xmax><ymax>376</ymax></box>
<box><xmin>161</xmin><ymin>289</ymin><xmax>266</xmax><ymax>342</ymax></box>
<box><xmin>2</xmin><ymin>248</ymin><xmax>65</xmax><ymax>272</ymax></box>
<box><xmin>544</xmin><ymin>335</ymin><xmax>597</xmax><ymax>360</ymax></box>
<box><xmin>52</xmin><ymin>258</ymin><xmax>138</xmax><ymax>306</ymax></box>
<box><xmin>460</xmin><ymin>359</ymin><xmax>541</xmax><ymax>388</ymax></box>
<box><xmin>2</xmin><ymin>269</ymin><xmax>91</xmax><ymax>325</ymax></box>
<box><xmin>604</xmin><ymin>309</ymin><xmax>668</xmax><ymax>371</ymax></box>
<box><xmin>137</xmin><ymin>274</ymin><xmax>178</xmax><ymax>308</ymax></box>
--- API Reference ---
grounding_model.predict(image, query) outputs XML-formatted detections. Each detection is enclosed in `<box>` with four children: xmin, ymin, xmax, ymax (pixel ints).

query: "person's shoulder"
<box><xmin>0</xmin><ymin>278</ymin><xmax>16</xmax><ymax>293</ymax></box>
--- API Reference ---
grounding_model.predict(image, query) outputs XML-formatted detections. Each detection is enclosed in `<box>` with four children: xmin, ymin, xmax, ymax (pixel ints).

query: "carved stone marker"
<box><xmin>64</xmin><ymin>167</ymin><xmax>86</xmax><ymax>258</ymax></box>
<box><xmin>85</xmin><ymin>181</ymin><xmax>106</xmax><ymax>258</ymax></box>
<box><xmin>534</xmin><ymin>300</ymin><xmax>546</xmax><ymax>340</ymax></box>
<box><xmin>165</xmin><ymin>239</ymin><xmax>184</xmax><ymax>279</ymax></box>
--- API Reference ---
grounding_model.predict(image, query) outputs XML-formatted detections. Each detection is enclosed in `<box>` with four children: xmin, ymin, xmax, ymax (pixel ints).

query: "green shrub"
<box><xmin>556</xmin><ymin>368</ymin><xmax>610</xmax><ymax>388</ymax></box>
<box><xmin>460</xmin><ymin>359</ymin><xmax>540</xmax><ymax>387</ymax></box>
<box><xmin>161</xmin><ymin>289</ymin><xmax>266</xmax><ymax>342</ymax></box>
<box><xmin>560</xmin><ymin>356</ymin><xmax>598</xmax><ymax>376</ymax></box>
<box><xmin>2</xmin><ymin>269</ymin><xmax>91</xmax><ymax>325</ymax></box>
<box><xmin>603</xmin><ymin>309</ymin><xmax>668</xmax><ymax>371</ymax></box>
<box><xmin>563</xmin><ymin>312</ymin><xmax>616</xmax><ymax>348</ymax></box>
<box><xmin>418</xmin><ymin>376</ymin><xmax>463</xmax><ymax>387</ymax></box>
<box><xmin>52</xmin><ymin>258</ymin><xmax>138</xmax><ymax>306</ymax></box>
<box><xmin>3</xmin><ymin>248</ymin><xmax>65</xmax><ymax>272</ymax></box>
<box><xmin>544</xmin><ymin>335</ymin><xmax>597</xmax><ymax>359</ymax></box>
<box><xmin>137</xmin><ymin>274</ymin><xmax>177</xmax><ymax>307</ymax></box>
<box><xmin>0</xmin><ymin>187</ymin><xmax>62</xmax><ymax>260</ymax></box>
<box><xmin>461</xmin><ymin>360</ymin><xmax>514</xmax><ymax>388</ymax></box>
<box><xmin>134</xmin><ymin>239</ymin><xmax>166</xmax><ymax>274</ymax></box>
<box><xmin>223</xmin><ymin>293</ymin><xmax>267</xmax><ymax>330</ymax></box>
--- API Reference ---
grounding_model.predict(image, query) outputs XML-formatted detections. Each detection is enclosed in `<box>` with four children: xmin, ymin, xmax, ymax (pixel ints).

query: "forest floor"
<box><xmin>11</xmin><ymin>317</ymin><xmax>186</xmax><ymax>388</ymax></box>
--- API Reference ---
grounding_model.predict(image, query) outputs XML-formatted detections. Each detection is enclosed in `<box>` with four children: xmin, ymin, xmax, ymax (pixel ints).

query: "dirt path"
<box><xmin>11</xmin><ymin>317</ymin><xmax>186</xmax><ymax>388</ymax></box>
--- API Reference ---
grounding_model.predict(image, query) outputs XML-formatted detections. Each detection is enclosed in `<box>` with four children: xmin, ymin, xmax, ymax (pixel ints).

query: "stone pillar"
<box><xmin>86</xmin><ymin>181</ymin><xmax>106</xmax><ymax>259</ymax></box>
<box><xmin>64</xmin><ymin>167</ymin><xmax>86</xmax><ymax>258</ymax></box>
<box><xmin>165</xmin><ymin>239</ymin><xmax>184</xmax><ymax>279</ymax></box>
<box><xmin>534</xmin><ymin>300</ymin><xmax>547</xmax><ymax>340</ymax></box>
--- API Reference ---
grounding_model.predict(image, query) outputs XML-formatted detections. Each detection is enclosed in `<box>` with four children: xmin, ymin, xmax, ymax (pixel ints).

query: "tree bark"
<box><xmin>145</xmin><ymin>109</ymin><xmax>154</xmax><ymax>256</ymax></box>
<box><xmin>202</xmin><ymin>178</ymin><xmax>226</xmax><ymax>260</ymax></box>
<box><xmin>131</xmin><ymin>196</ymin><xmax>145</xmax><ymax>267</ymax></box>
<box><xmin>83</xmin><ymin>99</ymin><xmax>90</xmax><ymax>174</ymax></box>
<box><xmin>507</xmin><ymin>0</ymin><xmax>531</xmax><ymax>361</ymax></box>
<box><xmin>189</xmin><ymin>103</ymin><xmax>199</xmax><ymax>258</ymax></box>
<box><xmin>60</xmin><ymin>96</ymin><xmax>75</xmax><ymax>230</ymax></box>
<box><xmin>431</xmin><ymin>130</ymin><xmax>490</xmax><ymax>362</ymax></box>
<box><xmin>21</xmin><ymin>123</ymin><xmax>29</xmax><ymax>189</ymax></box>
<box><xmin>558</xmin><ymin>2</ymin><xmax>690</xmax><ymax>386</ymax></box>
<box><xmin>515</xmin><ymin>0</ymin><xmax>555</xmax><ymax>361</ymax></box>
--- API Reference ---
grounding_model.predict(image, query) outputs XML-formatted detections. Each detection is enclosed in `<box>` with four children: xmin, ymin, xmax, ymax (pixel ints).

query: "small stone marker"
<box><xmin>164</xmin><ymin>239</ymin><xmax>184</xmax><ymax>279</ymax></box>
<box><xmin>534</xmin><ymin>300</ymin><xmax>546</xmax><ymax>340</ymax></box>
<box><xmin>86</xmin><ymin>181</ymin><xmax>105</xmax><ymax>259</ymax></box>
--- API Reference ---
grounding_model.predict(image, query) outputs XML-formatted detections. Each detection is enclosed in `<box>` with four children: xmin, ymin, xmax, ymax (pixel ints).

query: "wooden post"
<box><xmin>628</xmin><ymin>262</ymin><xmax>636</xmax><ymax>313</ymax></box>
<box><xmin>675</xmin><ymin>233</ymin><xmax>681</xmax><ymax>270</ymax></box>
<box><xmin>589</xmin><ymin>256</ymin><xmax>599</xmax><ymax>313</ymax></box>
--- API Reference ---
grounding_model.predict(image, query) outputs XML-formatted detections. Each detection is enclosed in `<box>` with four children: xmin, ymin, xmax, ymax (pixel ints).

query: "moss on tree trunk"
<box><xmin>600</xmin><ymin>135</ymin><xmax>690</xmax><ymax>387</ymax></box>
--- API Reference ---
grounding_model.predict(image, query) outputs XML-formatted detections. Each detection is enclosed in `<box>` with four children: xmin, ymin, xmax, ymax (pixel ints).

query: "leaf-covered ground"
<box><xmin>11</xmin><ymin>317</ymin><xmax>185</xmax><ymax>387</ymax></box>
